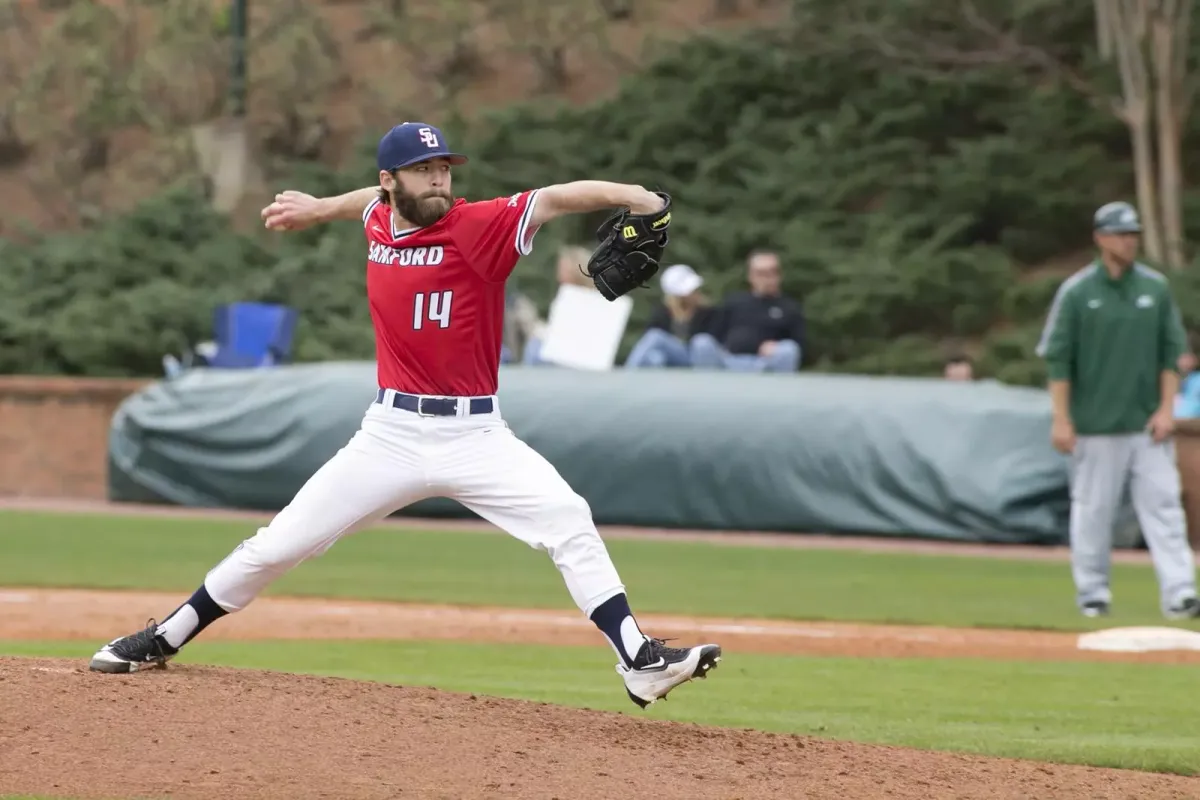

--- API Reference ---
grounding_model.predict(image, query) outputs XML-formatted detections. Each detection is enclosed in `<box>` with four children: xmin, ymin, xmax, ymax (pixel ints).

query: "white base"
<box><xmin>1077</xmin><ymin>626</ymin><xmax>1200</xmax><ymax>653</ymax></box>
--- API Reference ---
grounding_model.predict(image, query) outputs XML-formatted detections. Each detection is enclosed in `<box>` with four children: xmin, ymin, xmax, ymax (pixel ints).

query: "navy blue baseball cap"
<box><xmin>376</xmin><ymin>122</ymin><xmax>468</xmax><ymax>172</ymax></box>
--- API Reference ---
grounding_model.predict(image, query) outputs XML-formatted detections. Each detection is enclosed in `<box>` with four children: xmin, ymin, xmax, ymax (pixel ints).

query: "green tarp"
<box><xmin>108</xmin><ymin>362</ymin><xmax>1074</xmax><ymax>544</ymax></box>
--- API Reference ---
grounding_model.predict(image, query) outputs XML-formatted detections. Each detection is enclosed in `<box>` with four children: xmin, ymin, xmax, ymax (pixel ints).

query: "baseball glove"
<box><xmin>583</xmin><ymin>192</ymin><xmax>672</xmax><ymax>301</ymax></box>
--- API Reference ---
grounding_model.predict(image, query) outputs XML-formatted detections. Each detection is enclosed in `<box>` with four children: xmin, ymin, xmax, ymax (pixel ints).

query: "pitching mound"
<box><xmin>3</xmin><ymin>657</ymin><xmax>1198</xmax><ymax>800</ymax></box>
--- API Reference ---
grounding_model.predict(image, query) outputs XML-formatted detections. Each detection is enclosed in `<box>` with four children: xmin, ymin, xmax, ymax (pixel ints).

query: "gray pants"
<box><xmin>1069</xmin><ymin>433</ymin><xmax>1197</xmax><ymax>612</ymax></box>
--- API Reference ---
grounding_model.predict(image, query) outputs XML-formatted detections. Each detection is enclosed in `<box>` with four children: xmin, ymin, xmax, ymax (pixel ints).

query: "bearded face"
<box><xmin>394</xmin><ymin>185</ymin><xmax>453</xmax><ymax>227</ymax></box>
<box><xmin>382</xmin><ymin>157</ymin><xmax>455</xmax><ymax>227</ymax></box>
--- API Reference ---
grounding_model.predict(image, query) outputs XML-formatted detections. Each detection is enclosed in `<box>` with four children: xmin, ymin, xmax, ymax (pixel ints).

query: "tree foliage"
<box><xmin>0</xmin><ymin>181</ymin><xmax>375</xmax><ymax>376</ymax></box>
<box><xmin>4</xmin><ymin>0</ymin><xmax>1200</xmax><ymax>380</ymax></box>
<box><xmin>787</xmin><ymin>0</ymin><xmax>1198</xmax><ymax>269</ymax></box>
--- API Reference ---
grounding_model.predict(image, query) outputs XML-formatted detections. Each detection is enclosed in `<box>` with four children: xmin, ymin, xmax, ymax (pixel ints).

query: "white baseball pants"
<box><xmin>1069</xmin><ymin>432</ymin><xmax>1198</xmax><ymax>611</ymax></box>
<box><xmin>203</xmin><ymin>392</ymin><xmax>627</xmax><ymax>617</ymax></box>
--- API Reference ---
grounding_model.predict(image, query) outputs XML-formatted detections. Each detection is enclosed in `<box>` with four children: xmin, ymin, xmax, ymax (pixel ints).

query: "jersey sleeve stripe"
<box><xmin>515</xmin><ymin>189</ymin><xmax>541</xmax><ymax>256</ymax></box>
<box><xmin>362</xmin><ymin>198</ymin><xmax>381</xmax><ymax>227</ymax></box>
<box><xmin>1034</xmin><ymin>265</ymin><xmax>1093</xmax><ymax>358</ymax></box>
<box><xmin>1134</xmin><ymin>262</ymin><xmax>1167</xmax><ymax>282</ymax></box>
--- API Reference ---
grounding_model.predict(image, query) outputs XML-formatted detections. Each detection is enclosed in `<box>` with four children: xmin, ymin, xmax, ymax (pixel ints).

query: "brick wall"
<box><xmin>0</xmin><ymin>376</ymin><xmax>150</xmax><ymax>499</ymax></box>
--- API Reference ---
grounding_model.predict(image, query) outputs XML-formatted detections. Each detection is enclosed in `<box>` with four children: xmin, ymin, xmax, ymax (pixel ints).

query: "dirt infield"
<box><xmin>5</xmin><ymin>588</ymin><xmax>1200</xmax><ymax>665</ymax></box>
<box><xmin>3</xmin><ymin>589</ymin><xmax>1200</xmax><ymax>799</ymax></box>
<box><xmin>3</xmin><ymin>501</ymin><xmax>1197</xmax><ymax>798</ymax></box>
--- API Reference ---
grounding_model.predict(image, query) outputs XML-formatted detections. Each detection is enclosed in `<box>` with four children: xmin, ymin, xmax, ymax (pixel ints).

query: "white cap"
<box><xmin>660</xmin><ymin>263</ymin><xmax>703</xmax><ymax>297</ymax></box>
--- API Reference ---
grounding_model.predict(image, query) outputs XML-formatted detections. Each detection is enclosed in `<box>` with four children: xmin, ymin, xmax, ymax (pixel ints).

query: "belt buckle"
<box><xmin>416</xmin><ymin>396</ymin><xmax>458</xmax><ymax>417</ymax></box>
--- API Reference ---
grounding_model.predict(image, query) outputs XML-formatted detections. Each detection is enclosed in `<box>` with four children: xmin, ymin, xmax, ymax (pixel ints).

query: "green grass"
<box><xmin>1</xmin><ymin>510</ymin><xmax>1190</xmax><ymax>631</ymax></box>
<box><xmin>6</xmin><ymin>638</ymin><xmax>1200</xmax><ymax>775</ymax></box>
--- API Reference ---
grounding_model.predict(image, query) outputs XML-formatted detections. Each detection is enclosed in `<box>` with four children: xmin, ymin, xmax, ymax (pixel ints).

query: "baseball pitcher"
<box><xmin>89</xmin><ymin>122</ymin><xmax>721</xmax><ymax>708</ymax></box>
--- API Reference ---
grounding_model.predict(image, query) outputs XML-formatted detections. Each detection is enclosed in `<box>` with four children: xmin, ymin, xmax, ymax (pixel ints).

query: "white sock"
<box><xmin>156</xmin><ymin>604</ymin><xmax>199</xmax><ymax>649</ymax></box>
<box><xmin>619</xmin><ymin>616</ymin><xmax>648</xmax><ymax>663</ymax></box>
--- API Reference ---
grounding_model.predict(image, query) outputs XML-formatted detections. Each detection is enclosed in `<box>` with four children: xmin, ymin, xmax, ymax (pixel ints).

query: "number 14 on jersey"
<box><xmin>413</xmin><ymin>291</ymin><xmax>453</xmax><ymax>330</ymax></box>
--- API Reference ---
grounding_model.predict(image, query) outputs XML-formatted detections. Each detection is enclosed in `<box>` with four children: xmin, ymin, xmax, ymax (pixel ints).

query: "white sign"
<box><xmin>538</xmin><ymin>283</ymin><xmax>632</xmax><ymax>371</ymax></box>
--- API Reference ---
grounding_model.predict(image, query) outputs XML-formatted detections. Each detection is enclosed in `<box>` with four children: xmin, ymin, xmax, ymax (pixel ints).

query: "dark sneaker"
<box><xmin>89</xmin><ymin>619</ymin><xmax>179</xmax><ymax>674</ymax></box>
<box><xmin>1166</xmin><ymin>597</ymin><xmax>1200</xmax><ymax>620</ymax></box>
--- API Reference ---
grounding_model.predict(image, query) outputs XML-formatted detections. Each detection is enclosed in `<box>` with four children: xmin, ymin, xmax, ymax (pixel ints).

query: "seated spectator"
<box><xmin>689</xmin><ymin>249</ymin><xmax>804</xmax><ymax>372</ymax></box>
<box><xmin>943</xmin><ymin>354</ymin><xmax>974</xmax><ymax>381</ymax></box>
<box><xmin>522</xmin><ymin>245</ymin><xmax>596</xmax><ymax>366</ymax></box>
<box><xmin>624</xmin><ymin>264</ymin><xmax>715</xmax><ymax>369</ymax></box>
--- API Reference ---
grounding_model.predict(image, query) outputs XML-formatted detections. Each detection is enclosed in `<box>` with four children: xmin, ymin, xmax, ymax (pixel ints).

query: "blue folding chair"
<box><xmin>206</xmin><ymin>302</ymin><xmax>299</xmax><ymax>369</ymax></box>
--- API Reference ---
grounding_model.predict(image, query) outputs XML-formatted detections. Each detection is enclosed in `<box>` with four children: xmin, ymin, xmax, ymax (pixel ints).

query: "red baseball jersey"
<box><xmin>361</xmin><ymin>190</ymin><xmax>540</xmax><ymax>397</ymax></box>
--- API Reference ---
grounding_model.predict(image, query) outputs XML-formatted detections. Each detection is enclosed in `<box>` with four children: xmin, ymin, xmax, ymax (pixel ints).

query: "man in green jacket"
<box><xmin>1036</xmin><ymin>201</ymin><xmax>1199</xmax><ymax>619</ymax></box>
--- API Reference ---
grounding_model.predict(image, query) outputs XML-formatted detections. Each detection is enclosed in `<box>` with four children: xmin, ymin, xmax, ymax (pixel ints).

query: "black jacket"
<box><xmin>708</xmin><ymin>292</ymin><xmax>806</xmax><ymax>355</ymax></box>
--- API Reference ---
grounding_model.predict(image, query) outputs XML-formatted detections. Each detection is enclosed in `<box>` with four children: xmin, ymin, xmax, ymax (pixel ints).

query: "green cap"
<box><xmin>1093</xmin><ymin>201</ymin><xmax>1141</xmax><ymax>234</ymax></box>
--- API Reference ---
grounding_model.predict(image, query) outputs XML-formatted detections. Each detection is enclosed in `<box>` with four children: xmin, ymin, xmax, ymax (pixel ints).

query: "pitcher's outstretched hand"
<box><xmin>261</xmin><ymin>191</ymin><xmax>324</xmax><ymax>232</ymax></box>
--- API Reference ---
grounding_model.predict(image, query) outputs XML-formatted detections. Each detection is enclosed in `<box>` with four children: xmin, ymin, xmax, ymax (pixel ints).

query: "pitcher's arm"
<box><xmin>318</xmin><ymin>187</ymin><xmax>380</xmax><ymax>223</ymax></box>
<box><xmin>529</xmin><ymin>181</ymin><xmax>664</xmax><ymax>229</ymax></box>
<box><xmin>261</xmin><ymin>187</ymin><xmax>378</xmax><ymax>231</ymax></box>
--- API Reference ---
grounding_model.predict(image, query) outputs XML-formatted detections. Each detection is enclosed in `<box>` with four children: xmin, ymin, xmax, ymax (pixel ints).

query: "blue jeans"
<box><xmin>689</xmin><ymin>333</ymin><xmax>801</xmax><ymax>372</ymax></box>
<box><xmin>624</xmin><ymin>328</ymin><xmax>692</xmax><ymax>368</ymax></box>
<box><xmin>522</xmin><ymin>337</ymin><xmax>551</xmax><ymax>366</ymax></box>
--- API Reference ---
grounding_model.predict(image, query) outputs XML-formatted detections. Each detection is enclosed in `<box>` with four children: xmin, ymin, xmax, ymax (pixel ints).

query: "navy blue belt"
<box><xmin>375</xmin><ymin>388</ymin><xmax>494</xmax><ymax>417</ymax></box>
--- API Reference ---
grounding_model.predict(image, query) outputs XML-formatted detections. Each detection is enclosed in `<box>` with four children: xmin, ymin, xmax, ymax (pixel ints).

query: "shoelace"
<box><xmin>640</xmin><ymin>637</ymin><xmax>691</xmax><ymax>665</ymax></box>
<box><xmin>119</xmin><ymin>618</ymin><xmax>169</xmax><ymax>663</ymax></box>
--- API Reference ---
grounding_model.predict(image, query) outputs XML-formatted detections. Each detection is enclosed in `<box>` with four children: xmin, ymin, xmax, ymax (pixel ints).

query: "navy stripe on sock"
<box><xmin>590</xmin><ymin>593</ymin><xmax>637</xmax><ymax>667</ymax></box>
